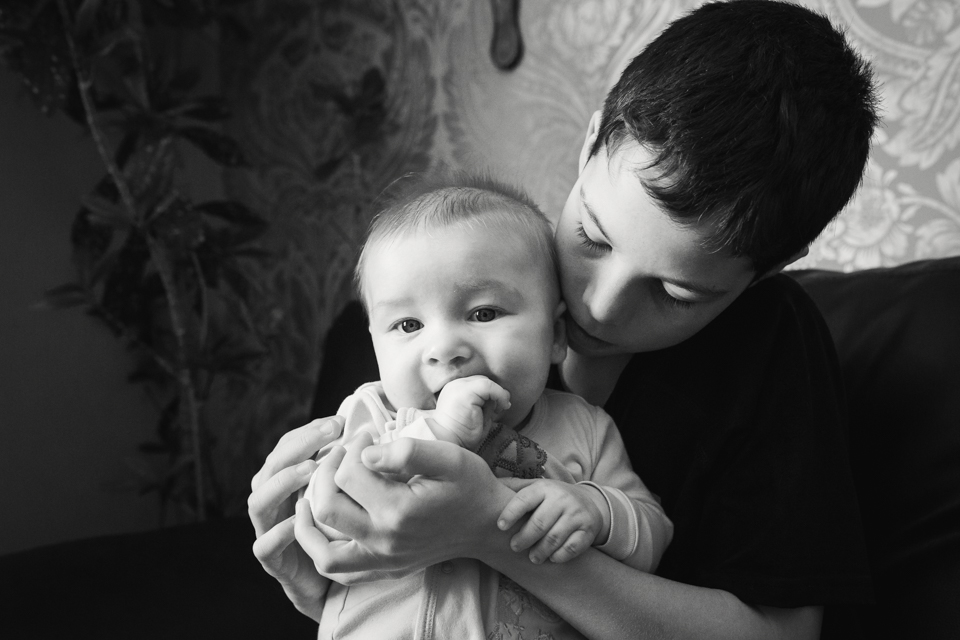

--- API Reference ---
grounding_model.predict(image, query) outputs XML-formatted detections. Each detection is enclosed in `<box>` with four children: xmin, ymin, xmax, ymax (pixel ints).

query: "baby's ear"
<box><xmin>551</xmin><ymin>301</ymin><xmax>568</xmax><ymax>364</ymax></box>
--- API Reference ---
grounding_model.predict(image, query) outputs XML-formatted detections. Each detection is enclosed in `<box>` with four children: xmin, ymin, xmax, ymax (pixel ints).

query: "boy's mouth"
<box><xmin>565</xmin><ymin>313</ymin><xmax>612</xmax><ymax>349</ymax></box>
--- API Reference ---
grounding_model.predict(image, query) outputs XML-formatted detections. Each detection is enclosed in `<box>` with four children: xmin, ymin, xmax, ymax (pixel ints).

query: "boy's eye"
<box><xmin>575</xmin><ymin>224</ymin><xmax>610</xmax><ymax>254</ymax></box>
<box><xmin>398</xmin><ymin>319</ymin><xmax>423</xmax><ymax>333</ymax></box>
<box><xmin>656</xmin><ymin>284</ymin><xmax>694</xmax><ymax>311</ymax></box>
<box><xmin>472</xmin><ymin>308</ymin><xmax>499</xmax><ymax>322</ymax></box>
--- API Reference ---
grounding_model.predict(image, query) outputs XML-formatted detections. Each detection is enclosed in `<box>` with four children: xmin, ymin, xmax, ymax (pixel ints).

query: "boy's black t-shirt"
<box><xmin>571</xmin><ymin>274</ymin><xmax>872</xmax><ymax>612</ymax></box>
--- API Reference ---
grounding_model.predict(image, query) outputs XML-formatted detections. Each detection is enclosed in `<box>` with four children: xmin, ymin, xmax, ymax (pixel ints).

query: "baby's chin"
<box><xmin>499</xmin><ymin>401</ymin><xmax>536</xmax><ymax>431</ymax></box>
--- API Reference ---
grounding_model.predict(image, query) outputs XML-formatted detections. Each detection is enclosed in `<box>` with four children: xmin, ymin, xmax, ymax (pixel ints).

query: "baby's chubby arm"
<box><xmin>387</xmin><ymin>375</ymin><xmax>511</xmax><ymax>450</ymax></box>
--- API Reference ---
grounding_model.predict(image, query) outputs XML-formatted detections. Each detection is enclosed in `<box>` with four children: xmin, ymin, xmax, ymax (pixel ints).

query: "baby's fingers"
<box><xmin>480</xmin><ymin>380</ymin><xmax>512</xmax><ymax>416</ymax></box>
<box><xmin>497</xmin><ymin>484</ymin><xmax>546</xmax><ymax>533</ymax></box>
<box><xmin>548</xmin><ymin>529</ymin><xmax>594</xmax><ymax>564</ymax></box>
<box><xmin>524</xmin><ymin>511</ymin><xmax>584</xmax><ymax>564</ymax></box>
<box><xmin>511</xmin><ymin>501</ymin><xmax>565</xmax><ymax>558</ymax></box>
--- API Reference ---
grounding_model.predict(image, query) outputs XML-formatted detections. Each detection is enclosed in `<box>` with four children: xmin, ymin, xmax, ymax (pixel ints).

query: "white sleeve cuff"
<box><xmin>578</xmin><ymin>480</ymin><xmax>640</xmax><ymax>562</ymax></box>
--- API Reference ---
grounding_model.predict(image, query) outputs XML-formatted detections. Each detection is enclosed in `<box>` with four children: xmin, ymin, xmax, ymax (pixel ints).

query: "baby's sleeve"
<box><xmin>580</xmin><ymin>407</ymin><xmax>674</xmax><ymax>573</ymax></box>
<box><xmin>317</xmin><ymin>384</ymin><xmax>392</xmax><ymax>456</ymax></box>
<box><xmin>379</xmin><ymin>407</ymin><xmax>446</xmax><ymax>443</ymax></box>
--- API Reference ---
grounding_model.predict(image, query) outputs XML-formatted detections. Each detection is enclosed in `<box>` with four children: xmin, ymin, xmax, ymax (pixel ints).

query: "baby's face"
<box><xmin>363</xmin><ymin>222</ymin><xmax>565</xmax><ymax>429</ymax></box>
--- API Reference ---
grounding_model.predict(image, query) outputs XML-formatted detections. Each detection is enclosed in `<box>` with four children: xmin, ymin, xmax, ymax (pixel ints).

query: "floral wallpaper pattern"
<box><xmin>792</xmin><ymin>0</ymin><xmax>960</xmax><ymax>270</ymax></box>
<box><xmin>216</xmin><ymin>0</ymin><xmax>960</xmax><ymax>504</ymax></box>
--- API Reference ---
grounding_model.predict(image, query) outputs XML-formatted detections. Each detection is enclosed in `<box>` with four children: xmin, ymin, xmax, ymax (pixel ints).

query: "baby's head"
<box><xmin>356</xmin><ymin>173</ymin><xmax>566</xmax><ymax>428</ymax></box>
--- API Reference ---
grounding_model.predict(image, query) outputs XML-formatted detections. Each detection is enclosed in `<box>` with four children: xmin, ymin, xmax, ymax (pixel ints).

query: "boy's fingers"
<box><xmin>300</xmin><ymin>444</ymin><xmax>345</xmax><ymax>519</ymax></box>
<box><xmin>310</xmin><ymin>483</ymin><xmax>373</xmax><ymax>542</ymax></box>
<box><xmin>359</xmin><ymin>437</ymin><xmax>465</xmax><ymax>479</ymax></box>
<box><xmin>294</xmin><ymin>498</ymin><xmax>333</xmax><ymax>566</ymax></box>
<box><xmin>251</xmin><ymin>514</ymin><xmax>296</xmax><ymax>576</ymax></box>
<box><xmin>313</xmin><ymin>446</ymin><xmax>346</xmax><ymax>495</ymax></box>
<box><xmin>333</xmin><ymin>432</ymin><xmax>396</xmax><ymax>500</ymax></box>
<box><xmin>548</xmin><ymin>529</ymin><xmax>593</xmax><ymax>564</ymax></box>
<box><xmin>295</xmin><ymin>498</ymin><xmax>373</xmax><ymax>577</ymax></box>
<box><xmin>497</xmin><ymin>485</ymin><xmax>545</xmax><ymax>531</ymax></box>
<box><xmin>247</xmin><ymin>459</ymin><xmax>318</xmax><ymax>537</ymax></box>
<box><xmin>252</xmin><ymin>417</ymin><xmax>344</xmax><ymax>491</ymax></box>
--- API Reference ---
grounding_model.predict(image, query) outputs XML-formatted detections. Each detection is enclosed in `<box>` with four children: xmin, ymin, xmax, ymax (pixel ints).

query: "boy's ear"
<box><xmin>551</xmin><ymin>300</ymin><xmax>568</xmax><ymax>364</ymax></box>
<box><xmin>751</xmin><ymin>246</ymin><xmax>811</xmax><ymax>285</ymax></box>
<box><xmin>578</xmin><ymin>110</ymin><xmax>602</xmax><ymax>174</ymax></box>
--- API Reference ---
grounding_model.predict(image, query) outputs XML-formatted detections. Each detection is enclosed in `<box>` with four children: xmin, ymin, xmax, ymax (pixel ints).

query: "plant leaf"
<box><xmin>38</xmin><ymin>282</ymin><xmax>89</xmax><ymax>309</ymax></box>
<box><xmin>178</xmin><ymin>95</ymin><xmax>230</xmax><ymax>121</ymax></box>
<box><xmin>177</xmin><ymin>125</ymin><xmax>248</xmax><ymax>167</ymax></box>
<box><xmin>81</xmin><ymin>193</ymin><xmax>133</xmax><ymax>228</ymax></box>
<box><xmin>195</xmin><ymin>200</ymin><xmax>265</xmax><ymax>228</ymax></box>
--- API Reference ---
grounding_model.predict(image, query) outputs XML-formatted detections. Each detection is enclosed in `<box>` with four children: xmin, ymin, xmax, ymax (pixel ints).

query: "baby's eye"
<box><xmin>398</xmin><ymin>319</ymin><xmax>423</xmax><ymax>333</ymax></box>
<box><xmin>472</xmin><ymin>308</ymin><xmax>500</xmax><ymax>322</ymax></box>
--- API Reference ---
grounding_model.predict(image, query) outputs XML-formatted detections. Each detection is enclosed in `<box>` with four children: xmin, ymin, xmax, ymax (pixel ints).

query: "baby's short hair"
<box><xmin>355</xmin><ymin>173</ymin><xmax>558</xmax><ymax>306</ymax></box>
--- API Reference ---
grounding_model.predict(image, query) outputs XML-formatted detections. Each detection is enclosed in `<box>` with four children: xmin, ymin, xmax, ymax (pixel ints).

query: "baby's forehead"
<box><xmin>361</xmin><ymin>220</ymin><xmax>558</xmax><ymax>301</ymax></box>
<box><xmin>374</xmin><ymin>216</ymin><xmax>551</xmax><ymax>262</ymax></box>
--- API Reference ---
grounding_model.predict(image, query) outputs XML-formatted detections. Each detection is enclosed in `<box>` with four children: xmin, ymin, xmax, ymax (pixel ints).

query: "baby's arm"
<box><xmin>498</xmin><ymin>406</ymin><xmax>673</xmax><ymax>572</ymax></box>
<box><xmin>383</xmin><ymin>375</ymin><xmax>511</xmax><ymax>450</ymax></box>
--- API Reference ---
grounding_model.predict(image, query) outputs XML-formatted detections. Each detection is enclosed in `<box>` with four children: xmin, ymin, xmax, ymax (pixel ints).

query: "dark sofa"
<box><xmin>2</xmin><ymin>257</ymin><xmax>958</xmax><ymax>639</ymax></box>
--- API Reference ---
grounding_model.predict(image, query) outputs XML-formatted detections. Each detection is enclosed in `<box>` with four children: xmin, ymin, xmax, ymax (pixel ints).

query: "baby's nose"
<box><xmin>422</xmin><ymin>327</ymin><xmax>472</xmax><ymax>365</ymax></box>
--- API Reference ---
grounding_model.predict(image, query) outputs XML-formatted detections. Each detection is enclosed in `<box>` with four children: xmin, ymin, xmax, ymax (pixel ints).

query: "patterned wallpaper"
<box><xmin>215</xmin><ymin>0</ymin><xmax>960</xmax><ymax>508</ymax></box>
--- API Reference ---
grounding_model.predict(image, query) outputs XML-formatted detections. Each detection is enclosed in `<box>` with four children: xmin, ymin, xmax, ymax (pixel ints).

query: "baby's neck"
<box><xmin>560</xmin><ymin>350</ymin><xmax>631</xmax><ymax>406</ymax></box>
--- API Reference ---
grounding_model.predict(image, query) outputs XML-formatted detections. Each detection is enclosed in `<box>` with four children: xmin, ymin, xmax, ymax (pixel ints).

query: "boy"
<box><xmin>306</xmin><ymin>174</ymin><xmax>673</xmax><ymax>639</ymax></box>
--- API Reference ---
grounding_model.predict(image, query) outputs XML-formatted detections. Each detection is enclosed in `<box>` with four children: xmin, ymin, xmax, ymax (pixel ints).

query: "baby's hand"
<box><xmin>428</xmin><ymin>375</ymin><xmax>511</xmax><ymax>449</ymax></box>
<box><xmin>496</xmin><ymin>479</ymin><xmax>610</xmax><ymax>564</ymax></box>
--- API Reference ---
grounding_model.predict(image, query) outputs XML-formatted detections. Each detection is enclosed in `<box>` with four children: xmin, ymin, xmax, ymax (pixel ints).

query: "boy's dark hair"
<box><xmin>591</xmin><ymin>0</ymin><xmax>879</xmax><ymax>275</ymax></box>
<box><xmin>355</xmin><ymin>172</ymin><xmax>558</xmax><ymax>306</ymax></box>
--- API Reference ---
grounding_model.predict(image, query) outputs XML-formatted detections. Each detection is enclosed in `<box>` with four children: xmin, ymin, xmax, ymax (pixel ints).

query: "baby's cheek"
<box><xmin>384</xmin><ymin>369</ymin><xmax>434</xmax><ymax>410</ymax></box>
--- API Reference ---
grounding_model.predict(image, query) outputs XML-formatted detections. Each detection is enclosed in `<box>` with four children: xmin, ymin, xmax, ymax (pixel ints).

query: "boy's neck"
<box><xmin>560</xmin><ymin>350</ymin><xmax>632</xmax><ymax>407</ymax></box>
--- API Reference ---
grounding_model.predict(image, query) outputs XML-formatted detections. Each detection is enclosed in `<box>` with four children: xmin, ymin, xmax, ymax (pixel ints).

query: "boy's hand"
<box><xmin>496</xmin><ymin>478</ymin><xmax>610</xmax><ymax>564</ymax></box>
<box><xmin>249</xmin><ymin>416</ymin><xmax>344</xmax><ymax>621</ymax></box>
<box><xmin>427</xmin><ymin>375</ymin><xmax>511</xmax><ymax>448</ymax></box>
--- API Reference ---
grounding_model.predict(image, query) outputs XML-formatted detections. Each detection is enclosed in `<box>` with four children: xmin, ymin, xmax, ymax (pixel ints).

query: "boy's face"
<box><xmin>363</xmin><ymin>221</ymin><xmax>566</xmax><ymax>429</ymax></box>
<box><xmin>555</xmin><ymin>115</ymin><xmax>757</xmax><ymax>357</ymax></box>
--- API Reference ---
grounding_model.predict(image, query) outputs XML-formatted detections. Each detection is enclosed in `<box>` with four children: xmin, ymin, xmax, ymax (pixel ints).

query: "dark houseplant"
<box><xmin>1</xmin><ymin>0</ymin><xmax>270</xmax><ymax>522</ymax></box>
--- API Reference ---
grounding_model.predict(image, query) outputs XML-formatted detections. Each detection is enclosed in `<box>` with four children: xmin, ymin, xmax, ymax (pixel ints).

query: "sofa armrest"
<box><xmin>0</xmin><ymin>516</ymin><xmax>316</xmax><ymax>638</ymax></box>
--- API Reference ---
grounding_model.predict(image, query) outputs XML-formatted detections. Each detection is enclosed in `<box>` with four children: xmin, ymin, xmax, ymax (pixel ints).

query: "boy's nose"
<box><xmin>422</xmin><ymin>327</ymin><xmax>472</xmax><ymax>365</ymax></box>
<box><xmin>585</xmin><ymin>272</ymin><xmax>633</xmax><ymax>325</ymax></box>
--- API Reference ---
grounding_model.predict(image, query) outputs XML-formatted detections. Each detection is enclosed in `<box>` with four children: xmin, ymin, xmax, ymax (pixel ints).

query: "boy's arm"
<box><xmin>308</xmin><ymin>436</ymin><xmax>823</xmax><ymax>640</ymax></box>
<box><xmin>483</xmin><ymin>538</ymin><xmax>823</xmax><ymax>640</ymax></box>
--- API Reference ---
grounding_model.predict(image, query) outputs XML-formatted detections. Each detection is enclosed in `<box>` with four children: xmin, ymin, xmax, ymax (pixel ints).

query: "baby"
<box><xmin>305</xmin><ymin>174</ymin><xmax>672</xmax><ymax>639</ymax></box>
